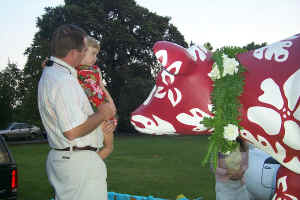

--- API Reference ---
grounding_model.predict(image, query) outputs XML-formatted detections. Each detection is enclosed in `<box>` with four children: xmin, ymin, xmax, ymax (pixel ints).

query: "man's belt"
<box><xmin>54</xmin><ymin>146</ymin><xmax>97</xmax><ymax>152</ymax></box>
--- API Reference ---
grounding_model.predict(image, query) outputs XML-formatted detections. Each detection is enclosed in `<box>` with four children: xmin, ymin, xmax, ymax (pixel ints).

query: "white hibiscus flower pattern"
<box><xmin>253</xmin><ymin>35</ymin><xmax>299</xmax><ymax>62</ymax></box>
<box><xmin>153</xmin><ymin>50</ymin><xmax>183</xmax><ymax>107</ymax></box>
<box><xmin>248</xmin><ymin>68</ymin><xmax>300</xmax><ymax>151</ymax></box>
<box><xmin>176</xmin><ymin>106</ymin><xmax>213</xmax><ymax>132</ymax></box>
<box><xmin>245</xmin><ymin>35</ymin><xmax>300</xmax><ymax>174</ymax></box>
<box><xmin>153</xmin><ymin>46</ymin><xmax>207</xmax><ymax>107</ymax></box>
<box><xmin>272</xmin><ymin>176</ymin><xmax>298</xmax><ymax>200</ymax></box>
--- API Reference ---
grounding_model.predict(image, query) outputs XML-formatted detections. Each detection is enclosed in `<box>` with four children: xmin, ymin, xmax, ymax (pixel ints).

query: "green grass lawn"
<box><xmin>8</xmin><ymin>135</ymin><xmax>216</xmax><ymax>200</ymax></box>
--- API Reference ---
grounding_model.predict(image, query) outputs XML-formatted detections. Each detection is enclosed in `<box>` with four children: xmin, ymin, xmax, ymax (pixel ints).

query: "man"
<box><xmin>38</xmin><ymin>24</ymin><xmax>116</xmax><ymax>200</ymax></box>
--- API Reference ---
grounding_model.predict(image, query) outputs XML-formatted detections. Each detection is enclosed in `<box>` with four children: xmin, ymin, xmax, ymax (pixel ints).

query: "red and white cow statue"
<box><xmin>131</xmin><ymin>34</ymin><xmax>300</xmax><ymax>199</ymax></box>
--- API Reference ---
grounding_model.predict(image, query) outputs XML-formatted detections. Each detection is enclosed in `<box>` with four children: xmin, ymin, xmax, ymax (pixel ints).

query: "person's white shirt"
<box><xmin>38</xmin><ymin>56</ymin><xmax>103</xmax><ymax>149</ymax></box>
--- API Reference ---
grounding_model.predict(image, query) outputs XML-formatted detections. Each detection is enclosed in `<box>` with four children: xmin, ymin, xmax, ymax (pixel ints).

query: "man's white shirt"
<box><xmin>38</xmin><ymin>56</ymin><xmax>103</xmax><ymax>149</ymax></box>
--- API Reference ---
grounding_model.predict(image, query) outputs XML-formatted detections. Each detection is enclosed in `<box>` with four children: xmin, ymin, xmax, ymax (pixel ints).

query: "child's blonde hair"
<box><xmin>86</xmin><ymin>36</ymin><xmax>100</xmax><ymax>51</ymax></box>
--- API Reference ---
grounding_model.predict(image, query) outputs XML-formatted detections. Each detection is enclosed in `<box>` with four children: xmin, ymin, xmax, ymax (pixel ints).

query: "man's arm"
<box><xmin>64</xmin><ymin>102</ymin><xmax>116</xmax><ymax>140</ymax></box>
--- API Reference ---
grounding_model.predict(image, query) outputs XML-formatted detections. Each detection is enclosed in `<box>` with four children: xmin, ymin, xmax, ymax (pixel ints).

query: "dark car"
<box><xmin>0</xmin><ymin>135</ymin><xmax>17</xmax><ymax>199</ymax></box>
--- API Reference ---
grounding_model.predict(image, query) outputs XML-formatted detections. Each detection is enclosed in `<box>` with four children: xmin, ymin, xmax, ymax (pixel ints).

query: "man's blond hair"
<box><xmin>86</xmin><ymin>36</ymin><xmax>100</xmax><ymax>51</ymax></box>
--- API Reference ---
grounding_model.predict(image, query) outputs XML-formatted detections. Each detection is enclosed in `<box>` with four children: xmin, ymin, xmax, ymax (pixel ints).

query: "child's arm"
<box><xmin>97</xmin><ymin>120</ymin><xmax>116</xmax><ymax>159</ymax></box>
<box><xmin>98</xmin><ymin>69</ymin><xmax>116</xmax><ymax>111</ymax></box>
<box><xmin>101</xmin><ymin>86</ymin><xmax>116</xmax><ymax>110</ymax></box>
<box><xmin>211</xmin><ymin>154</ymin><xmax>228</xmax><ymax>176</ymax></box>
<box><xmin>228</xmin><ymin>150</ymin><xmax>249</xmax><ymax>180</ymax></box>
<box><xmin>215</xmin><ymin>167</ymin><xmax>228</xmax><ymax>176</ymax></box>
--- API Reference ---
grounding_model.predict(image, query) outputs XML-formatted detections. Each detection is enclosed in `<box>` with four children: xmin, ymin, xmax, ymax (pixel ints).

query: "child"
<box><xmin>214</xmin><ymin>137</ymin><xmax>251</xmax><ymax>200</ymax></box>
<box><xmin>77</xmin><ymin>36</ymin><xmax>115</xmax><ymax>112</ymax></box>
<box><xmin>77</xmin><ymin>36</ymin><xmax>117</xmax><ymax>160</ymax></box>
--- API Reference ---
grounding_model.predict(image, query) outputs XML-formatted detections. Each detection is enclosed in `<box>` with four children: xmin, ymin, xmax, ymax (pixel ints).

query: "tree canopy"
<box><xmin>0</xmin><ymin>63</ymin><xmax>24</xmax><ymax>128</ymax></box>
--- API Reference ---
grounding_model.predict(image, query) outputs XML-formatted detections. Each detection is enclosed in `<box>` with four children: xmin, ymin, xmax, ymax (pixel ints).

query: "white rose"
<box><xmin>222</xmin><ymin>54</ymin><xmax>239</xmax><ymax>77</ymax></box>
<box><xmin>223</xmin><ymin>124</ymin><xmax>239</xmax><ymax>141</ymax></box>
<box><xmin>208</xmin><ymin>63</ymin><xmax>221</xmax><ymax>80</ymax></box>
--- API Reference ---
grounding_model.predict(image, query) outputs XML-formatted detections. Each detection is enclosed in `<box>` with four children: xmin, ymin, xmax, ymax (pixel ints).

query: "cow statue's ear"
<box><xmin>187</xmin><ymin>45</ymin><xmax>211</xmax><ymax>63</ymax></box>
<box><xmin>153</xmin><ymin>41</ymin><xmax>212</xmax><ymax>76</ymax></box>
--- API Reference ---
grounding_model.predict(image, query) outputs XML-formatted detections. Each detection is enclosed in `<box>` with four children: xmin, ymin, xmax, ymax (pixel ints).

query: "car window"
<box><xmin>0</xmin><ymin>140</ymin><xmax>10</xmax><ymax>163</ymax></box>
<box><xmin>25</xmin><ymin>124</ymin><xmax>32</xmax><ymax>128</ymax></box>
<box><xmin>10</xmin><ymin>124</ymin><xmax>18</xmax><ymax>130</ymax></box>
<box><xmin>13</xmin><ymin>124</ymin><xmax>22</xmax><ymax>129</ymax></box>
<box><xmin>6</xmin><ymin>123</ymin><xmax>14</xmax><ymax>130</ymax></box>
<box><xmin>20</xmin><ymin>124</ymin><xmax>28</xmax><ymax>129</ymax></box>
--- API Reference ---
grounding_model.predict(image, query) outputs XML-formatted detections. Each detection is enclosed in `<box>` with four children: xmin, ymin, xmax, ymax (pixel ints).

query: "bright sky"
<box><xmin>1</xmin><ymin>0</ymin><xmax>299</xmax><ymax>70</ymax></box>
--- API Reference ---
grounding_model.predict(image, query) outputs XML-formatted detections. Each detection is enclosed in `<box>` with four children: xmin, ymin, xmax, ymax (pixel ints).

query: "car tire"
<box><xmin>30</xmin><ymin>132</ymin><xmax>36</xmax><ymax>140</ymax></box>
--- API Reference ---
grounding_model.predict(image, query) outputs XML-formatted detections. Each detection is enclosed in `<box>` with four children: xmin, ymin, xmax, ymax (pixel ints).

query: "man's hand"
<box><xmin>41</xmin><ymin>58</ymin><xmax>49</xmax><ymax>68</ymax></box>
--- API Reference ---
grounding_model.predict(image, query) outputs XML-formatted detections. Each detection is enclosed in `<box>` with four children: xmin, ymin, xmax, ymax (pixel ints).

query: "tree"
<box><xmin>23</xmin><ymin>0</ymin><xmax>187</xmax><ymax>133</ymax></box>
<box><xmin>203</xmin><ymin>42</ymin><xmax>213</xmax><ymax>51</ymax></box>
<box><xmin>0</xmin><ymin>63</ymin><xmax>24</xmax><ymax>128</ymax></box>
<box><xmin>243</xmin><ymin>41</ymin><xmax>267</xmax><ymax>51</ymax></box>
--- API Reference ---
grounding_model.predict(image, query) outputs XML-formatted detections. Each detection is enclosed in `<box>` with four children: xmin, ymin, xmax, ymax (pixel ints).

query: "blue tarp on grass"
<box><xmin>108</xmin><ymin>192</ymin><xmax>167</xmax><ymax>200</ymax></box>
